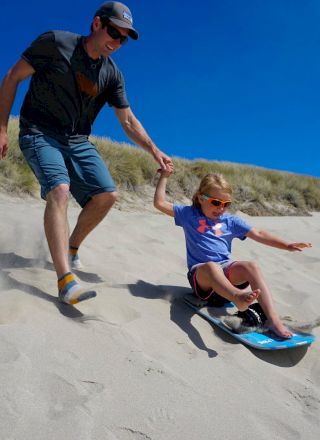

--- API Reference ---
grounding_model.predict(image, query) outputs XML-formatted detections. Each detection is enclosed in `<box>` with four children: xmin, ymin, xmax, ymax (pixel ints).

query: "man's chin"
<box><xmin>103</xmin><ymin>46</ymin><xmax>118</xmax><ymax>56</ymax></box>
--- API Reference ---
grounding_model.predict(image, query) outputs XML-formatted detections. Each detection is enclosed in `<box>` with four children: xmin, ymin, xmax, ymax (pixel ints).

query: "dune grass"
<box><xmin>1</xmin><ymin>117</ymin><xmax>319</xmax><ymax>215</ymax></box>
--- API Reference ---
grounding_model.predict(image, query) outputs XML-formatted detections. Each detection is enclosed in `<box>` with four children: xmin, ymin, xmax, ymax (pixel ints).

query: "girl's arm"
<box><xmin>247</xmin><ymin>228</ymin><xmax>312</xmax><ymax>252</ymax></box>
<box><xmin>153</xmin><ymin>171</ymin><xmax>175</xmax><ymax>217</ymax></box>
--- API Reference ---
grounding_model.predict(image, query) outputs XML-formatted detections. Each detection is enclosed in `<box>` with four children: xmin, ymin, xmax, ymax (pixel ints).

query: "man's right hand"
<box><xmin>0</xmin><ymin>131</ymin><xmax>8</xmax><ymax>159</ymax></box>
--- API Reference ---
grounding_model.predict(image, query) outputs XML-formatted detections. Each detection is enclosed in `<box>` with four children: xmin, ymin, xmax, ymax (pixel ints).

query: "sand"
<box><xmin>0</xmin><ymin>193</ymin><xmax>319</xmax><ymax>440</ymax></box>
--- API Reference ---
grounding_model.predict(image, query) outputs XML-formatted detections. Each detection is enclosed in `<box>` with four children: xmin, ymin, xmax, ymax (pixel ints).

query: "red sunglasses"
<box><xmin>201</xmin><ymin>195</ymin><xmax>232</xmax><ymax>208</ymax></box>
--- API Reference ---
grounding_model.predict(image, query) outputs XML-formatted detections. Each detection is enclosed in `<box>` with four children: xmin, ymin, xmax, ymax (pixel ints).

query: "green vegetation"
<box><xmin>1</xmin><ymin>118</ymin><xmax>319</xmax><ymax>215</ymax></box>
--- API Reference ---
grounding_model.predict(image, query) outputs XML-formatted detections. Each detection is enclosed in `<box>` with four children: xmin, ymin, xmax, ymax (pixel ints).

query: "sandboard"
<box><xmin>184</xmin><ymin>294</ymin><xmax>315</xmax><ymax>350</ymax></box>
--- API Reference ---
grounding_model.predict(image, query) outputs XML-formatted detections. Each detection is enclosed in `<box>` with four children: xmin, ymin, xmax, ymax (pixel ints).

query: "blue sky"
<box><xmin>1</xmin><ymin>0</ymin><xmax>319</xmax><ymax>177</ymax></box>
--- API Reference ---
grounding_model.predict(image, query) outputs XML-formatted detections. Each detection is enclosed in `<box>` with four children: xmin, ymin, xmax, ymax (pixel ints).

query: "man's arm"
<box><xmin>247</xmin><ymin>227</ymin><xmax>312</xmax><ymax>252</ymax></box>
<box><xmin>0</xmin><ymin>59</ymin><xmax>35</xmax><ymax>159</ymax></box>
<box><xmin>114</xmin><ymin>106</ymin><xmax>173</xmax><ymax>171</ymax></box>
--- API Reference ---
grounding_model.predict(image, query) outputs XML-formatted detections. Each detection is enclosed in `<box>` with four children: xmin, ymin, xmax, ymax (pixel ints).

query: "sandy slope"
<box><xmin>0</xmin><ymin>193</ymin><xmax>319</xmax><ymax>440</ymax></box>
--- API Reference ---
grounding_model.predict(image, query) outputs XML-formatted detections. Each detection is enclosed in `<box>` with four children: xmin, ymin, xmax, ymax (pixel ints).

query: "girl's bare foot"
<box><xmin>233</xmin><ymin>289</ymin><xmax>261</xmax><ymax>312</ymax></box>
<box><xmin>269</xmin><ymin>320</ymin><xmax>293</xmax><ymax>339</ymax></box>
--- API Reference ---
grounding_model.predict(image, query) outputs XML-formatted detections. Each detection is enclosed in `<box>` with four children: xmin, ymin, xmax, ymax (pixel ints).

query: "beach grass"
<box><xmin>1</xmin><ymin>117</ymin><xmax>319</xmax><ymax>215</ymax></box>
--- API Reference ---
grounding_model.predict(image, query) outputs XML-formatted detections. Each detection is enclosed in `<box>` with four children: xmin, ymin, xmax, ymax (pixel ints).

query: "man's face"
<box><xmin>92</xmin><ymin>17</ymin><xmax>130</xmax><ymax>57</ymax></box>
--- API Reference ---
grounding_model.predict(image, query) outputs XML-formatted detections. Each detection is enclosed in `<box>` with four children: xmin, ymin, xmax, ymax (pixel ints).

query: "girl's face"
<box><xmin>197</xmin><ymin>188</ymin><xmax>231</xmax><ymax>220</ymax></box>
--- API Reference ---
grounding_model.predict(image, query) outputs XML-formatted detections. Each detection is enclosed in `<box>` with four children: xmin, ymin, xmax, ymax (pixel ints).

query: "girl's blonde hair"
<box><xmin>192</xmin><ymin>173</ymin><xmax>233</xmax><ymax>209</ymax></box>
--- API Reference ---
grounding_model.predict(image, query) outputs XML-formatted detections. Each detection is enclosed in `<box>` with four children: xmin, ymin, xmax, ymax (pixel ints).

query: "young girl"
<box><xmin>154</xmin><ymin>171</ymin><xmax>312</xmax><ymax>339</ymax></box>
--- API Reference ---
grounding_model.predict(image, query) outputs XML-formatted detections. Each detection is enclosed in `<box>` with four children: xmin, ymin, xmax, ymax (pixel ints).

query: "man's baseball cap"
<box><xmin>94</xmin><ymin>2</ymin><xmax>139</xmax><ymax>40</ymax></box>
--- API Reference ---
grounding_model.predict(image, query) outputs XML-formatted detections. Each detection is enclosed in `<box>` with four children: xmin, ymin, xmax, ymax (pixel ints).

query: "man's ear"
<box><xmin>92</xmin><ymin>16</ymin><xmax>102</xmax><ymax>31</ymax></box>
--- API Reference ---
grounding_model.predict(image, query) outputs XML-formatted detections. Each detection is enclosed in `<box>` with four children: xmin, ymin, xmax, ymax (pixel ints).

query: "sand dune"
<box><xmin>0</xmin><ymin>193</ymin><xmax>319</xmax><ymax>439</ymax></box>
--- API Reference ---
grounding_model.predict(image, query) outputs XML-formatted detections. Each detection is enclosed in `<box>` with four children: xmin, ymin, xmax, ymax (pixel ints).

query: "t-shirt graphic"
<box><xmin>75</xmin><ymin>72</ymin><xmax>99</xmax><ymax>98</ymax></box>
<box><xmin>174</xmin><ymin>204</ymin><xmax>252</xmax><ymax>269</ymax></box>
<box><xmin>197</xmin><ymin>219</ymin><xmax>223</xmax><ymax>236</ymax></box>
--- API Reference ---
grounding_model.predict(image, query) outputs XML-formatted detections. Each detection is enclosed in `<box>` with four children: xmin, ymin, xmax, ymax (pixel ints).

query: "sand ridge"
<box><xmin>0</xmin><ymin>193</ymin><xmax>319</xmax><ymax>439</ymax></box>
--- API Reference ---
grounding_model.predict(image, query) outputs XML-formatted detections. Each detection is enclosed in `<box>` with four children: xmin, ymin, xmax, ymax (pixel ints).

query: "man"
<box><xmin>0</xmin><ymin>2</ymin><xmax>173</xmax><ymax>305</ymax></box>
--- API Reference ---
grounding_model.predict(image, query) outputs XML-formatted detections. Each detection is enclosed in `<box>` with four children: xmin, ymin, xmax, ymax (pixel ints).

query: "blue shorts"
<box><xmin>19</xmin><ymin>134</ymin><xmax>116</xmax><ymax>207</ymax></box>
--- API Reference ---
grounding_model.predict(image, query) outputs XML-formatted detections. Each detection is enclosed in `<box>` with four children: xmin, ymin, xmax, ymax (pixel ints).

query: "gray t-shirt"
<box><xmin>20</xmin><ymin>31</ymin><xmax>129</xmax><ymax>145</ymax></box>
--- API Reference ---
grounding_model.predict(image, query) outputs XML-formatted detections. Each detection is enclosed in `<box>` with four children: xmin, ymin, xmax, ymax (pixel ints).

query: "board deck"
<box><xmin>184</xmin><ymin>294</ymin><xmax>315</xmax><ymax>350</ymax></box>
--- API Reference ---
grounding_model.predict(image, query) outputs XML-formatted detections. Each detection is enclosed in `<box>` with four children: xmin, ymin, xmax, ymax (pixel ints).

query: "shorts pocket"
<box><xmin>19</xmin><ymin>134</ymin><xmax>43</xmax><ymax>151</ymax></box>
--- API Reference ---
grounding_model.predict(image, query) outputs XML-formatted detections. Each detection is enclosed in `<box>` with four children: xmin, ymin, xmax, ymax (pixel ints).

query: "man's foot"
<box><xmin>58</xmin><ymin>272</ymin><xmax>96</xmax><ymax>305</ymax></box>
<box><xmin>69</xmin><ymin>253</ymin><xmax>83</xmax><ymax>270</ymax></box>
<box><xmin>69</xmin><ymin>246</ymin><xmax>83</xmax><ymax>270</ymax></box>
<box><xmin>233</xmin><ymin>289</ymin><xmax>261</xmax><ymax>312</ymax></box>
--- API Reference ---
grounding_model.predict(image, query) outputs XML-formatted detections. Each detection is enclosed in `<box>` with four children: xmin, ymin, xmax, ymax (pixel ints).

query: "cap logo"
<box><xmin>122</xmin><ymin>10</ymin><xmax>133</xmax><ymax>24</ymax></box>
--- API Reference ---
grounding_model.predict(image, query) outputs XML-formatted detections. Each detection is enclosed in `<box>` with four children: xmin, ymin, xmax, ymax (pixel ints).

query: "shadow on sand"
<box><xmin>125</xmin><ymin>279</ymin><xmax>311</xmax><ymax>366</ymax></box>
<box><xmin>124</xmin><ymin>280</ymin><xmax>217</xmax><ymax>358</ymax></box>
<box><xmin>0</xmin><ymin>252</ymin><xmax>104</xmax><ymax>320</ymax></box>
<box><xmin>0</xmin><ymin>254</ymin><xmax>313</xmax><ymax>365</ymax></box>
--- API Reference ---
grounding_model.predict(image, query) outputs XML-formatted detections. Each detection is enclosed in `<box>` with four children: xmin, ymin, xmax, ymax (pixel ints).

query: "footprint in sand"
<box><xmin>147</xmin><ymin>406</ymin><xmax>175</xmax><ymax>425</ymax></box>
<box><xmin>80</xmin><ymin>380</ymin><xmax>105</xmax><ymax>394</ymax></box>
<box><xmin>96</xmin><ymin>302</ymin><xmax>141</xmax><ymax>327</ymax></box>
<box><xmin>287</xmin><ymin>384</ymin><xmax>320</xmax><ymax>414</ymax></box>
<box><xmin>283</xmin><ymin>316</ymin><xmax>320</xmax><ymax>333</ymax></box>
<box><xmin>113</xmin><ymin>427</ymin><xmax>152</xmax><ymax>440</ymax></box>
<box><xmin>247</xmin><ymin>411</ymin><xmax>301</xmax><ymax>439</ymax></box>
<box><xmin>35</xmin><ymin>373</ymin><xmax>105</xmax><ymax>420</ymax></box>
<box><xmin>176</xmin><ymin>340</ymin><xmax>198</xmax><ymax>359</ymax></box>
<box><xmin>0</xmin><ymin>337</ymin><xmax>20</xmax><ymax>364</ymax></box>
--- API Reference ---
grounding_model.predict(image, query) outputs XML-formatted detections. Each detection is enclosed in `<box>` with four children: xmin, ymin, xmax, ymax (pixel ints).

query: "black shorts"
<box><xmin>187</xmin><ymin>265</ymin><xmax>249</xmax><ymax>302</ymax></box>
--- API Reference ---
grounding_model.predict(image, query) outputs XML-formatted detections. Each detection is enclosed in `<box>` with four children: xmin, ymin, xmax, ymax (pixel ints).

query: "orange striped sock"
<box><xmin>58</xmin><ymin>272</ymin><xmax>96</xmax><ymax>305</ymax></box>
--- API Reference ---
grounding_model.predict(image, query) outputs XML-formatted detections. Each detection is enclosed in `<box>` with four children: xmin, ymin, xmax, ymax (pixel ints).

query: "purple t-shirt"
<box><xmin>174</xmin><ymin>204</ymin><xmax>252</xmax><ymax>270</ymax></box>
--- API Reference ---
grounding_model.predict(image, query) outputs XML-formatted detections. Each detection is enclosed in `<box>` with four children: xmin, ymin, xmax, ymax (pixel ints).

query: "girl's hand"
<box><xmin>287</xmin><ymin>242</ymin><xmax>312</xmax><ymax>252</ymax></box>
<box><xmin>157</xmin><ymin>165</ymin><xmax>174</xmax><ymax>177</ymax></box>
